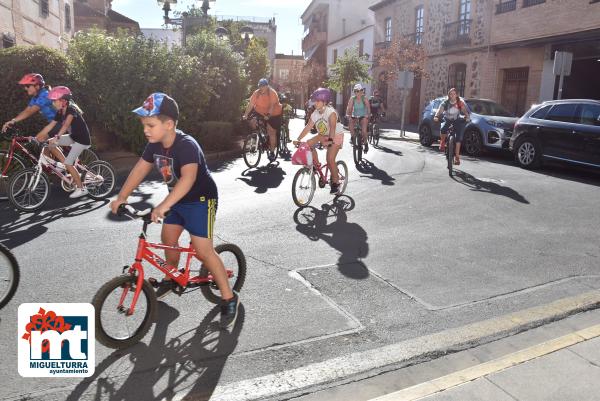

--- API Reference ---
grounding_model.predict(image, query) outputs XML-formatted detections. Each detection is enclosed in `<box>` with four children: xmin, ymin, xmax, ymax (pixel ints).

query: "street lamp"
<box><xmin>240</xmin><ymin>25</ymin><xmax>254</xmax><ymax>47</ymax></box>
<box><xmin>215</xmin><ymin>26</ymin><xmax>229</xmax><ymax>42</ymax></box>
<box><xmin>157</xmin><ymin>0</ymin><xmax>217</xmax><ymax>46</ymax></box>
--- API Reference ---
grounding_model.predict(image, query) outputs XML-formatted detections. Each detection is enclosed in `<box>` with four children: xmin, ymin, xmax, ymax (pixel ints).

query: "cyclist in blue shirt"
<box><xmin>110</xmin><ymin>92</ymin><xmax>240</xmax><ymax>330</ymax></box>
<box><xmin>2</xmin><ymin>74</ymin><xmax>61</xmax><ymax>139</ymax></box>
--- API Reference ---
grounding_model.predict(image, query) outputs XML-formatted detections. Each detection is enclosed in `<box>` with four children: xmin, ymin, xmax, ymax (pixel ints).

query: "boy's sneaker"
<box><xmin>330</xmin><ymin>182</ymin><xmax>340</xmax><ymax>195</ymax></box>
<box><xmin>154</xmin><ymin>279</ymin><xmax>176</xmax><ymax>299</ymax></box>
<box><xmin>220</xmin><ymin>292</ymin><xmax>240</xmax><ymax>330</ymax></box>
<box><xmin>69</xmin><ymin>187</ymin><xmax>88</xmax><ymax>199</ymax></box>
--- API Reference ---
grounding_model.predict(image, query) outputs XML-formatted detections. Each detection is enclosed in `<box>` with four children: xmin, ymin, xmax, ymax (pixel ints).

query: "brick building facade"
<box><xmin>370</xmin><ymin>0</ymin><xmax>600</xmax><ymax>123</ymax></box>
<box><xmin>0</xmin><ymin>0</ymin><xmax>74</xmax><ymax>50</ymax></box>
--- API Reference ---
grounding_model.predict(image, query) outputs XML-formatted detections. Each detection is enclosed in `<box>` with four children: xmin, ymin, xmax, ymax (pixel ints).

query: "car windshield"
<box><xmin>466</xmin><ymin>100</ymin><xmax>514</xmax><ymax>117</ymax></box>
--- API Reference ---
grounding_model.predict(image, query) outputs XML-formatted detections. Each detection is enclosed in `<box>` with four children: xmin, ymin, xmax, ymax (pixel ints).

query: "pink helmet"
<box><xmin>48</xmin><ymin>86</ymin><xmax>72</xmax><ymax>101</ymax></box>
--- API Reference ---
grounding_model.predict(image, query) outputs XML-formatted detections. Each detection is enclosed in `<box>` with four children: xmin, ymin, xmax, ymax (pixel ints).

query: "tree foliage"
<box><xmin>326</xmin><ymin>48</ymin><xmax>371</xmax><ymax>93</ymax></box>
<box><xmin>376</xmin><ymin>35</ymin><xmax>427</xmax><ymax>83</ymax></box>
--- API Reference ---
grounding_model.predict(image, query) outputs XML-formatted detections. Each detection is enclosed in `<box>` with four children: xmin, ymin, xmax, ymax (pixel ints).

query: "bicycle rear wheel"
<box><xmin>198</xmin><ymin>243</ymin><xmax>247</xmax><ymax>304</ymax></box>
<box><xmin>0</xmin><ymin>151</ymin><xmax>26</xmax><ymax>201</ymax></box>
<box><xmin>8</xmin><ymin>168</ymin><xmax>50</xmax><ymax>212</ymax></box>
<box><xmin>0</xmin><ymin>243</ymin><xmax>19</xmax><ymax>309</ymax></box>
<box><xmin>93</xmin><ymin>275</ymin><xmax>157</xmax><ymax>349</ymax></box>
<box><xmin>243</xmin><ymin>133</ymin><xmax>261</xmax><ymax>168</ymax></box>
<box><xmin>83</xmin><ymin>160</ymin><xmax>116</xmax><ymax>200</ymax></box>
<box><xmin>336</xmin><ymin>160</ymin><xmax>349</xmax><ymax>196</ymax></box>
<box><xmin>447</xmin><ymin>136</ymin><xmax>455</xmax><ymax>176</ymax></box>
<box><xmin>292</xmin><ymin>166</ymin><xmax>316</xmax><ymax>207</ymax></box>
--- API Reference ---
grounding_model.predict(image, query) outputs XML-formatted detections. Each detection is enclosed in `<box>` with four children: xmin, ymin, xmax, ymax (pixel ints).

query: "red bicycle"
<box><xmin>292</xmin><ymin>147</ymin><xmax>348</xmax><ymax>207</ymax></box>
<box><xmin>92</xmin><ymin>204</ymin><xmax>247</xmax><ymax>349</ymax></box>
<box><xmin>0</xmin><ymin>127</ymin><xmax>98</xmax><ymax>200</ymax></box>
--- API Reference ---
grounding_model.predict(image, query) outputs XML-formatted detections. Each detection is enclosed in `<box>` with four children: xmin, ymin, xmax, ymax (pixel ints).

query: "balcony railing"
<box><xmin>302</xmin><ymin>30</ymin><xmax>326</xmax><ymax>53</ymax></box>
<box><xmin>442</xmin><ymin>19</ymin><xmax>472</xmax><ymax>47</ymax></box>
<box><xmin>523</xmin><ymin>0</ymin><xmax>545</xmax><ymax>7</ymax></box>
<box><xmin>404</xmin><ymin>32</ymin><xmax>423</xmax><ymax>45</ymax></box>
<box><xmin>496</xmin><ymin>0</ymin><xmax>517</xmax><ymax>13</ymax></box>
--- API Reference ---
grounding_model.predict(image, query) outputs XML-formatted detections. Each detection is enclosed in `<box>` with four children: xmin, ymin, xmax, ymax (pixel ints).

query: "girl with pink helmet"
<box><xmin>293</xmin><ymin>88</ymin><xmax>345</xmax><ymax>194</ymax></box>
<box><xmin>39</xmin><ymin>86</ymin><xmax>92</xmax><ymax>198</ymax></box>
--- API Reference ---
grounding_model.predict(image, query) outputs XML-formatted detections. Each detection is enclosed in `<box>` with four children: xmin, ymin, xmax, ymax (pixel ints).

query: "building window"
<box><xmin>280</xmin><ymin>69</ymin><xmax>289</xmax><ymax>81</ymax></box>
<box><xmin>415</xmin><ymin>6</ymin><xmax>424</xmax><ymax>45</ymax></box>
<box><xmin>384</xmin><ymin>17</ymin><xmax>392</xmax><ymax>42</ymax></box>
<box><xmin>459</xmin><ymin>0</ymin><xmax>471</xmax><ymax>35</ymax></box>
<box><xmin>496</xmin><ymin>0</ymin><xmax>517</xmax><ymax>13</ymax></box>
<box><xmin>2</xmin><ymin>33</ymin><xmax>16</xmax><ymax>48</ymax></box>
<box><xmin>40</xmin><ymin>0</ymin><xmax>49</xmax><ymax>18</ymax></box>
<box><xmin>65</xmin><ymin>4</ymin><xmax>72</xmax><ymax>31</ymax></box>
<box><xmin>333</xmin><ymin>49</ymin><xmax>338</xmax><ymax>63</ymax></box>
<box><xmin>523</xmin><ymin>0</ymin><xmax>545</xmax><ymax>7</ymax></box>
<box><xmin>448</xmin><ymin>63</ymin><xmax>467</xmax><ymax>97</ymax></box>
<box><xmin>358</xmin><ymin>39</ymin><xmax>364</xmax><ymax>57</ymax></box>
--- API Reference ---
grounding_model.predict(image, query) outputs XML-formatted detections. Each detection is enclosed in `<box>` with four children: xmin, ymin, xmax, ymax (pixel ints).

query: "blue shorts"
<box><xmin>164</xmin><ymin>199</ymin><xmax>217</xmax><ymax>239</ymax></box>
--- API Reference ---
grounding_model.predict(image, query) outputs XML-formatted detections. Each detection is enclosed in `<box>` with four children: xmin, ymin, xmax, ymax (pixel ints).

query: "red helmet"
<box><xmin>18</xmin><ymin>73</ymin><xmax>45</xmax><ymax>86</ymax></box>
<box><xmin>48</xmin><ymin>86</ymin><xmax>72</xmax><ymax>101</ymax></box>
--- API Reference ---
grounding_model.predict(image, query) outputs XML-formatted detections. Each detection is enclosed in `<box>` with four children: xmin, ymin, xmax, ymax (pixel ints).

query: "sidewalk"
<box><xmin>294</xmin><ymin>308</ymin><xmax>600</xmax><ymax>401</ymax></box>
<box><xmin>377</xmin><ymin>122</ymin><xmax>420</xmax><ymax>143</ymax></box>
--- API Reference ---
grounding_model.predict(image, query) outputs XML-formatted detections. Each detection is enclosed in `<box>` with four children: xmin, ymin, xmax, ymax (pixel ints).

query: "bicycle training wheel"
<box><xmin>93</xmin><ymin>275</ymin><xmax>157</xmax><ymax>349</ymax></box>
<box><xmin>243</xmin><ymin>133</ymin><xmax>261</xmax><ymax>168</ymax></box>
<box><xmin>336</xmin><ymin>160</ymin><xmax>349</xmax><ymax>196</ymax></box>
<box><xmin>198</xmin><ymin>243</ymin><xmax>247</xmax><ymax>304</ymax></box>
<box><xmin>0</xmin><ymin>151</ymin><xmax>26</xmax><ymax>201</ymax></box>
<box><xmin>83</xmin><ymin>160</ymin><xmax>116</xmax><ymax>200</ymax></box>
<box><xmin>0</xmin><ymin>243</ymin><xmax>20</xmax><ymax>309</ymax></box>
<box><xmin>8</xmin><ymin>168</ymin><xmax>50</xmax><ymax>212</ymax></box>
<box><xmin>292</xmin><ymin>166</ymin><xmax>316</xmax><ymax>207</ymax></box>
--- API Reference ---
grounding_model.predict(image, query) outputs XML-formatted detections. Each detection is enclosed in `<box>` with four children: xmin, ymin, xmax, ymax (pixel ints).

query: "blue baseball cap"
<box><xmin>258</xmin><ymin>78</ymin><xmax>269</xmax><ymax>87</ymax></box>
<box><xmin>132</xmin><ymin>92</ymin><xmax>179</xmax><ymax>120</ymax></box>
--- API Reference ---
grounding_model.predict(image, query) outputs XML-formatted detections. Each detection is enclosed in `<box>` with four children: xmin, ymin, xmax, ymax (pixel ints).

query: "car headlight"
<box><xmin>486</xmin><ymin>119</ymin><xmax>501</xmax><ymax>127</ymax></box>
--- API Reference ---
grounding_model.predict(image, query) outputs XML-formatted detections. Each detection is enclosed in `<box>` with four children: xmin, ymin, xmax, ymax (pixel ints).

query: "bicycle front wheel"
<box><xmin>198</xmin><ymin>243</ymin><xmax>247</xmax><ymax>304</ymax></box>
<box><xmin>83</xmin><ymin>160</ymin><xmax>116</xmax><ymax>200</ymax></box>
<box><xmin>78</xmin><ymin>148</ymin><xmax>99</xmax><ymax>166</ymax></box>
<box><xmin>292</xmin><ymin>166</ymin><xmax>316</xmax><ymax>207</ymax></box>
<box><xmin>0</xmin><ymin>243</ymin><xmax>19</xmax><ymax>309</ymax></box>
<box><xmin>278</xmin><ymin>127</ymin><xmax>289</xmax><ymax>157</ymax></box>
<box><xmin>373</xmin><ymin>124</ymin><xmax>380</xmax><ymax>147</ymax></box>
<box><xmin>243</xmin><ymin>133</ymin><xmax>261</xmax><ymax>168</ymax></box>
<box><xmin>353</xmin><ymin>135</ymin><xmax>363</xmax><ymax>165</ymax></box>
<box><xmin>8</xmin><ymin>168</ymin><xmax>50</xmax><ymax>212</ymax></box>
<box><xmin>336</xmin><ymin>161</ymin><xmax>349</xmax><ymax>196</ymax></box>
<box><xmin>93</xmin><ymin>275</ymin><xmax>157</xmax><ymax>349</ymax></box>
<box><xmin>447</xmin><ymin>136</ymin><xmax>455</xmax><ymax>176</ymax></box>
<box><xmin>0</xmin><ymin>151</ymin><xmax>26</xmax><ymax>201</ymax></box>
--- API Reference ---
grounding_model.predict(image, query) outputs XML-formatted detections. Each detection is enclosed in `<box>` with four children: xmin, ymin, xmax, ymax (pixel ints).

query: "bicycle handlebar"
<box><xmin>117</xmin><ymin>204</ymin><xmax>169</xmax><ymax>224</ymax></box>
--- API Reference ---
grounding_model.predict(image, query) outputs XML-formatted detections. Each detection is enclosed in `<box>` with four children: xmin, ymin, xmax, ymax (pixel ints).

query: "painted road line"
<box><xmin>370</xmin><ymin>323</ymin><xmax>600</xmax><ymax>401</ymax></box>
<box><xmin>176</xmin><ymin>289</ymin><xmax>600</xmax><ymax>401</ymax></box>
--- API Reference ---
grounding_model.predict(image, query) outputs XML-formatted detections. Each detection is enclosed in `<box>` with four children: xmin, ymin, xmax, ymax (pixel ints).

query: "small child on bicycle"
<box><xmin>294</xmin><ymin>88</ymin><xmax>344</xmax><ymax>194</ymax></box>
<box><xmin>39</xmin><ymin>86</ymin><xmax>92</xmax><ymax>199</ymax></box>
<box><xmin>110</xmin><ymin>92</ymin><xmax>239</xmax><ymax>329</ymax></box>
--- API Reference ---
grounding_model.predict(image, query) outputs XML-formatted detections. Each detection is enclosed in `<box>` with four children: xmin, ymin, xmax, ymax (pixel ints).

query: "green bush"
<box><xmin>188</xmin><ymin>121</ymin><xmax>236</xmax><ymax>152</ymax></box>
<box><xmin>0</xmin><ymin>46</ymin><xmax>74</xmax><ymax>135</ymax></box>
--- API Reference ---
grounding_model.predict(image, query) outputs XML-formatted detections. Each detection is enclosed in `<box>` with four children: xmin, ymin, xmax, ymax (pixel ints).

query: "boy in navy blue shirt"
<box><xmin>110</xmin><ymin>93</ymin><xmax>239</xmax><ymax>329</ymax></box>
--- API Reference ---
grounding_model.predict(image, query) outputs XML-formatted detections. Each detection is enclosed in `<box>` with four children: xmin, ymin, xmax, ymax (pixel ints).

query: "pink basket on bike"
<box><xmin>291</xmin><ymin>143</ymin><xmax>313</xmax><ymax>166</ymax></box>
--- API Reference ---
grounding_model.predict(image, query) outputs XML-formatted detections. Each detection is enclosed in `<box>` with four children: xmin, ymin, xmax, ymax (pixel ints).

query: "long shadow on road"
<box><xmin>237</xmin><ymin>164</ymin><xmax>286</xmax><ymax>193</ymax></box>
<box><xmin>356</xmin><ymin>159</ymin><xmax>395</xmax><ymax>186</ymax></box>
<box><xmin>67</xmin><ymin>302</ymin><xmax>245</xmax><ymax>401</ymax></box>
<box><xmin>293</xmin><ymin>196</ymin><xmax>369</xmax><ymax>279</ymax></box>
<box><xmin>452</xmin><ymin>169</ymin><xmax>530</xmax><ymax>204</ymax></box>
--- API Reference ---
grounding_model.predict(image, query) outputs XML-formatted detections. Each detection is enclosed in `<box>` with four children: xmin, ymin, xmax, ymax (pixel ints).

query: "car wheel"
<box><xmin>514</xmin><ymin>136</ymin><xmax>542</xmax><ymax>169</ymax></box>
<box><xmin>463</xmin><ymin>129</ymin><xmax>483</xmax><ymax>156</ymax></box>
<box><xmin>419</xmin><ymin>124</ymin><xmax>433</xmax><ymax>146</ymax></box>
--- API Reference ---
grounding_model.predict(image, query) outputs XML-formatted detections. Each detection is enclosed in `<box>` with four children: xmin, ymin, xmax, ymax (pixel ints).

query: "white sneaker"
<box><xmin>69</xmin><ymin>188</ymin><xmax>88</xmax><ymax>199</ymax></box>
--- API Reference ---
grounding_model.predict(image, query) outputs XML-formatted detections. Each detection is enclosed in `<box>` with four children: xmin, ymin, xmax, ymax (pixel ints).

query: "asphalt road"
<box><xmin>1</xmin><ymin>117</ymin><xmax>599</xmax><ymax>400</ymax></box>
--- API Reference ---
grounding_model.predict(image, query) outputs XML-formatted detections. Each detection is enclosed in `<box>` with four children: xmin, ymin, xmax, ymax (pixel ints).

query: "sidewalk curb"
<box><xmin>202</xmin><ymin>290</ymin><xmax>600</xmax><ymax>401</ymax></box>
